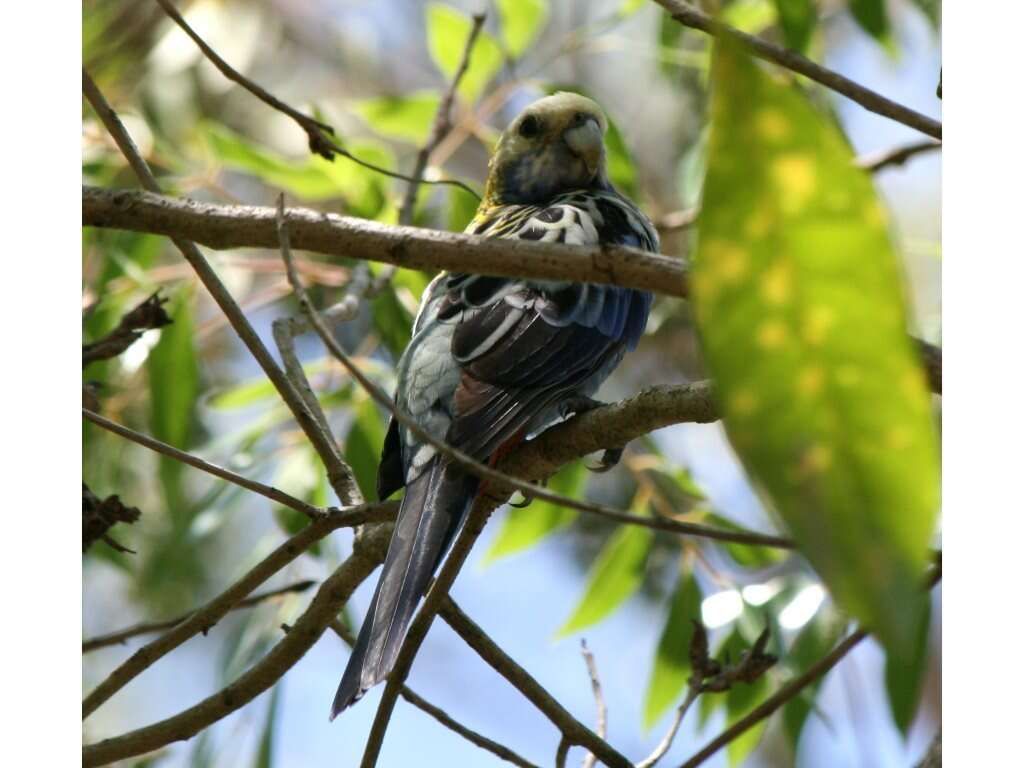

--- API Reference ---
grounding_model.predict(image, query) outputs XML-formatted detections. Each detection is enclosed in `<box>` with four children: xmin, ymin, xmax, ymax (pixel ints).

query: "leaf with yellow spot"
<box><xmin>692</xmin><ymin>42</ymin><xmax>939</xmax><ymax>678</ymax></box>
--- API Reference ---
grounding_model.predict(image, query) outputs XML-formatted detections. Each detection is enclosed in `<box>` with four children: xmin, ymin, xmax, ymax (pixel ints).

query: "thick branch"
<box><xmin>82</xmin><ymin>503</ymin><xmax>394</xmax><ymax>719</ymax></box>
<box><xmin>82</xmin><ymin>523</ymin><xmax>393</xmax><ymax>767</ymax></box>
<box><xmin>652</xmin><ymin>1</ymin><xmax>941</xmax><ymax>140</ymax></box>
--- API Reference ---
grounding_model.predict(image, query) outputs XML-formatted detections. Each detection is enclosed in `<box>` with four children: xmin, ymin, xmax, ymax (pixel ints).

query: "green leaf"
<box><xmin>885</xmin><ymin>596</ymin><xmax>932</xmax><ymax>735</ymax></box>
<box><xmin>726</xmin><ymin>671</ymin><xmax>771</xmax><ymax>765</ymax></box>
<box><xmin>254</xmin><ymin>684</ymin><xmax>281</xmax><ymax>768</ymax></box>
<box><xmin>604</xmin><ymin>117</ymin><xmax>638</xmax><ymax>200</ymax></box>
<box><xmin>372</xmin><ymin>287</ymin><xmax>415</xmax><ymax>360</ymax></box>
<box><xmin>701</xmin><ymin>511</ymin><xmax>787</xmax><ymax>569</ymax></box>
<box><xmin>722</xmin><ymin>0</ymin><xmax>778</xmax><ymax>34</ymax></box>
<box><xmin>485</xmin><ymin>462</ymin><xmax>585</xmax><ymax>562</ymax></box>
<box><xmin>426</xmin><ymin>4</ymin><xmax>504</xmax><ymax>103</ymax></box>
<box><xmin>849</xmin><ymin>0</ymin><xmax>890</xmax><ymax>44</ymax></box>
<box><xmin>908</xmin><ymin>0</ymin><xmax>940</xmax><ymax>28</ymax></box>
<box><xmin>345</xmin><ymin>396</ymin><xmax>387</xmax><ymax>501</ymax></box>
<box><xmin>693</xmin><ymin>43</ymin><xmax>939</xmax><ymax>671</ymax></box>
<box><xmin>643</xmin><ymin>571</ymin><xmax>703</xmax><ymax>728</ymax></box>
<box><xmin>448</xmin><ymin>183</ymin><xmax>482</xmax><ymax>233</ymax></box>
<box><xmin>203</xmin><ymin>122</ymin><xmax>391</xmax><ymax>217</ymax></box>
<box><xmin>619</xmin><ymin>0</ymin><xmax>646</xmax><ymax>16</ymax></box>
<box><xmin>498</xmin><ymin>0</ymin><xmax>549</xmax><ymax>58</ymax></box>
<box><xmin>353</xmin><ymin>92</ymin><xmax>441</xmax><ymax>144</ymax></box>
<box><xmin>209</xmin><ymin>360</ymin><xmax>330</xmax><ymax>410</ymax></box>
<box><xmin>558</xmin><ymin>523</ymin><xmax>653</xmax><ymax>636</ymax></box>
<box><xmin>772</xmin><ymin>0</ymin><xmax>817</xmax><ymax>53</ymax></box>
<box><xmin>782</xmin><ymin>609</ymin><xmax>846</xmax><ymax>748</ymax></box>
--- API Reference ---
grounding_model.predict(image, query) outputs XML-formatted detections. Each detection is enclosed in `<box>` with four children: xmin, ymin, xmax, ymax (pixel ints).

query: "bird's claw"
<box><xmin>560</xmin><ymin>395</ymin><xmax>606</xmax><ymax>420</ymax></box>
<box><xmin>586</xmin><ymin>446</ymin><xmax>623</xmax><ymax>473</ymax></box>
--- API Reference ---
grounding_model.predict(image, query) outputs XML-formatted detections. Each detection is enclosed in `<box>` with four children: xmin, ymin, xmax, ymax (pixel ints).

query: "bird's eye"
<box><xmin>518</xmin><ymin>115</ymin><xmax>541</xmax><ymax>139</ymax></box>
<box><xmin>573</xmin><ymin>111</ymin><xmax>588</xmax><ymax>125</ymax></box>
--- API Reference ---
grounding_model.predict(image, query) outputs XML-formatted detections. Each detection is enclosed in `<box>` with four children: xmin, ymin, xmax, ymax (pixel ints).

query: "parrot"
<box><xmin>331</xmin><ymin>92</ymin><xmax>659</xmax><ymax>718</ymax></box>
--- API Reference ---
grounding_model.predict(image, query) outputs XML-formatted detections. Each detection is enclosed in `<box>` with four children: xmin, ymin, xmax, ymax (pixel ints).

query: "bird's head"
<box><xmin>483</xmin><ymin>92</ymin><xmax>611</xmax><ymax>206</ymax></box>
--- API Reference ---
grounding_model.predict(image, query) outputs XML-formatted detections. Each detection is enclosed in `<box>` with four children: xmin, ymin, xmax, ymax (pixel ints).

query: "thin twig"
<box><xmin>327</xmin><ymin>621</ymin><xmax>539</xmax><ymax>768</ymax></box>
<box><xmin>152</xmin><ymin>0</ymin><xmax>479</xmax><ymax>199</ymax></box>
<box><xmin>441</xmin><ymin>599</ymin><xmax>632</xmax><ymax>768</ymax></box>
<box><xmin>83</xmin><ymin>408</ymin><xmax>324</xmax><ymax>520</ymax></box>
<box><xmin>556</xmin><ymin>738</ymin><xmax>571</xmax><ymax>768</ymax></box>
<box><xmin>398</xmin><ymin>12</ymin><xmax>486</xmax><ymax>225</ymax></box>
<box><xmin>579</xmin><ymin>640</ymin><xmax>607</xmax><ymax>768</ymax></box>
<box><xmin>81</xmin><ymin>503</ymin><xmax>393</xmax><ymax>720</ymax></box>
<box><xmin>82</xmin><ymin>70</ymin><xmax>361</xmax><ymax>505</ymax></box>
<box><xmin>82</xmin><ymin>523</ymin><xmax>393</xmax><ymax>767</ymax></box>
<box><xmin>83</xmin><ymin>580</ymin><xmax>318</xmax><ymax>653</ymax></box>
<box><xmin>856</xmin><ymin>140</ymin><xmax>942</xmax><ymax>173</ymax></box>
<box><xmin>637</xmin><ymin>686</ymin><xmax>700</xmax><ymax>768</ymax></box>
<box><xmin>653</xmin><ymin>0</ymin><xmax>941</xmax><ymax>140</ymax></box>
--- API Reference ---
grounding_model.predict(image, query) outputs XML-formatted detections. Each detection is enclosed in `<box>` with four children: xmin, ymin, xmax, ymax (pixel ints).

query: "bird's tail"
<box><xmin>330</xmin><ymin>458</ymin><xmax>476</xmax><ymax>719</ymax></box>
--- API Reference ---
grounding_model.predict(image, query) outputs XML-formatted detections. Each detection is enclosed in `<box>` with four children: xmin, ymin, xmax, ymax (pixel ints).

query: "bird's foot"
<box><xmin>560</xmin><ymin>395</ymin><xmax>606</xmax><ymax>420</ymax></box>
<box><xmin>587</xmin><ymin>446</ymin><xmax>624</xmax><ymax>474</ymax></box>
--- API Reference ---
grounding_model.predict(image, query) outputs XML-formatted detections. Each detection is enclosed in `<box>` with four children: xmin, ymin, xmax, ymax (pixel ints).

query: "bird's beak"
<box><xmin>563</xmin><ymin>118</ymin><xmax>604</xmax><ymax>178</ymax></box>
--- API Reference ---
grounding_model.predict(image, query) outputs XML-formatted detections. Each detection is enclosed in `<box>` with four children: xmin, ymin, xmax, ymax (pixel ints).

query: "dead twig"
<box><xmin>82</xmin><ymin>483</ymin><xmax>141</xmax><ymax>554</ymax></box>
<box><xmin>83</xmin><ymin>291</ymin><xmax>171</xmax><ymax>366</ymax></box>
<box><xmin>579</xmin><ymin>640</ymin><xmax>607</xmax><ymax>768</ymax></box>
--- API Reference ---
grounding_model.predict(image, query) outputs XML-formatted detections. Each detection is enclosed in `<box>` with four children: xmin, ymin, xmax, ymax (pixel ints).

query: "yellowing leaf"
<box><xmin>426</xmin><ymin>4</ymin><xmax>503</xmax><ymax>104</ymax></box>
<box><xmin>693</xmin><ymin>43</ymin><xmax>939</xmax><ymax>671</ymax></box>
<box><xmin>557</xmin><ymin>524</ymin><xmax>652</xmax><ymax>637</ymax></box>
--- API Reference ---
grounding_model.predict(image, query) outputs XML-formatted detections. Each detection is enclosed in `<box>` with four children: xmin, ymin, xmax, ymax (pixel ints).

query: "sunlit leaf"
<box><xmin>849</xmin><ymin>0</ymin><xmax>890</xmax><ymax>44</ymax></box>
<box><xmin>345</xmin><ymin>396</ymin><xmax>387</xmax><ymax>501</ymax></box>
<box><xmin>619</xmin><ymin>0</ymin><xmax>646</xmax><ymax>16</ymax></box>
<box><xmin>485</xmin><ymin>462</ymin><xmax>585</xmax><ymax>562</ymax></box>
<box><xmin>885</xmin><ymin>596</ymin><xmax>932</xmax><ymax>735</ymax></box>
<box><xmin>254</xmin><ymin>684</ymin><xmax>281</xmax><ymax>768</ymax></box>
<box><xmin>353</xmin><ymin>92</ymin><xmax>441</xmax><ymax>144</ymax></box>
<box><xmin>557</xmin><ymin>523</ymin><xmax>653</xmax><ymax>636</ymax></box>
<box><xmin>497</xmin><ymin>0</ymin><xmax>549</xmax><ymax>59</ymax></box>
<box><xmin>426</xmin><ymin>4</ymin><xmax>503</xmax><ymax>103</ymax></box>
<box><xmin>772</xmin><ymin>0</ymin><xmax>817</xmax><ymax>53</ymax></box>
<box><xmin>722</xmin><ymin>0</ymin><xmax>778</xmax><ymax>34</ymax></box>
<box><xmin>693</xmin><ymin>43</ymin><xmax>939</xmax><ymax>670</ymax></box>
<box><xmin>643</xmin><ymin>571</ymin><xmax>703</xmax><ymax>728</ymax></box>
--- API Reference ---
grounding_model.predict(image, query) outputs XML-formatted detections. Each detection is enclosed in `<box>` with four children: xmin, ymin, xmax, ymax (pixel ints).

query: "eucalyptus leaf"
<box><xmin>497</xmin><ymin>0</ymin><xmax>549</xmax><ymax>59</ymax></box>
<box><xmin>643</xmin><ymin>571</ymin><xmax>703</xmax><ymax>728</ymax></box>
<box><xmin>426</xmin><ymin>4</ymin><xmax>503</xmax><ymax>104</ymax></box>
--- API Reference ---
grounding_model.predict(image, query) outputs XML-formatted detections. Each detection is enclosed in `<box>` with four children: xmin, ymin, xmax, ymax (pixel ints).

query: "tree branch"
<box><xmin>81</xmin><ymin>503</ymin><xmax>393</xmax><ymax>720</ymax></box>
<box><xmin>82</xmin><ymin>72</ymin><xmax>362</xmax><ymax>506</ymax></box>
<box><xmin>83</xmin><ymin>408</ymin><xmax>325</xmax><ymax>520</ymax></box>
<box><xmin>81</xmin><ymin>186</ymin><xmax>943</xmax><ymax>396</ymax></box>
<box><xmin>579</xmin><ymin>640</ymin><xmax>607</xmax><ymax>768</ymax></box>
<box><xmin>151</xmin><ymin>0</ymin><xmax>478</xmax><ymax>199</ymax></box>
<box><xmin>440</xmin><ymin>599</ymin><xmax>633</xmax><ymax>768</ymax></box>
<box><xmin>83</xmin><ymin>291</ymin><xmax>171</xmax><ymax>366</ymax></box>
<box><xmin>82</xmin><ymin>523</ymin><xmax>394</xmax><ymax>767</ymax></box>
<box><xmin>83</xmin><ymin>580</ymin><xmax>318</xmax><ymax>653</ymax></box>
<box><xmin>652</xmin><ymin>1</ymin><xmax>941</xmax><ymax>140</ymax></box>
<box><xmin>398</xmin><ymin>12</ymin><xmax>486</xmax><ymax>224</ymax></box>
<box><xmin>857</xmin><ymin>140</ymin><xmax>941</xmax><ymax>174</ymax></box>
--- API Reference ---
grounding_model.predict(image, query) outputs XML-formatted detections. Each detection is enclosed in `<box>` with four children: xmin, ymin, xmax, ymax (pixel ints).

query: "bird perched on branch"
<box><xmin>331</xmin><ymin>92</ymin><xmax>658</xmax><ymax>718</ymax></box>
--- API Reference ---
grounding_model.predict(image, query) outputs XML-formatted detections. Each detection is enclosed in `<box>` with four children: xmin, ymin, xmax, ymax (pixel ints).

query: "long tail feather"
<box><xmin>330</xmin><ymin>459</ymin><xmax>475</xmax><ymax>718</ymax></box>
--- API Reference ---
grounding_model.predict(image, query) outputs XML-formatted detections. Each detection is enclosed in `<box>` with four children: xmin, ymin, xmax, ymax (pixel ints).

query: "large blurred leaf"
<box><xmin>345</xmin><ymin>396</ymin><xmax>387</xmax><ymax>501</ymax></box>
<box><xmin>909</xmin><ymin>0</ymin><xmax>940</xmax><ymax>28</ymax></box>
<box><xmin>722</xmin><ymin>0</ymin><xmax>778</xmax><ymax>34</ymax></box>
<box><xmin>604</xmin><ymin>117</ymin><xmax>638</xmax><ymax>200</ymax></box>
<box><xmin>557</xmin><ymin>523</ymin><xmax>653</xmax><ymax>636</ymax></box>
<box><xmin>273</xmin><ymin>445</ymin><xmax>327</xmax><ymax>556</ymax></box>
<box><xmin>885</xmin><ymin>596</ymin><xmax>932</xmax><ymax>735</ymax></box>
<box><xmin>693</xmin><ymin>43</ymin><xmax>939</xmax><ymax>670</ymax></box>
<box><xmin>485</xmin><ymin>461</ymin><xmax>585</xmax><ymax>562</ymax></box>
<box><xmin>782</xmin><ymin>609</ymin><xmax>846</xmax><ymax>749</ymax></box>
<box><xmin>448</xmin><ymin>184</ymin><xmax>482</xmax><ymax>233</ymax></box>
<box><xmin>701</xmin><ymin>511</ymin><xmax>788</xmax><ymax>569</ymax></box>
<box><xmin>849</xmin><ymin>0</ymin><xmax>890</xmax><ymax>44</ymax></box>
<box><xmin>426</xmin><ymin>4</ymin><xmax>503</xmax><ymax>103</ymax></box>
<box><xmin>353</xmin><ymin>92</ymin><xmax>441</xmax><ymax>144</ymax></box>
<box><xmin>497</xmin><ymin>0</ymin><xmax>549</xmax><ymax>59</ymax></box>
<box><xmin>203</xmin><ymin>122</ymin><xmax>390</xmax><ymax>218</ymax></box>
<box><xmin>725</xmin><ymin>666</ymin><xmax>771</xmax><ymax>765</ymax></box>
<box><xmin>772</xmin><ymin>0</ymin><xmax>817</xmax><ymax>53</ymax></box>
<box><xmin>643</xmin><ymin>571</ymin><xmax>703</xmax><ymax>728</ymax></box>
<box><xmin>254</xmin><ymin>684</ymin><xmax>281</xmax><ymax>768</ymax></box>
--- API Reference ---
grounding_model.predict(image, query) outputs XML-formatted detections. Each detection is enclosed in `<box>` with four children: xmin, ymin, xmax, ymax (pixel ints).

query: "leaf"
<box><xmin>272</xmin><ymin>446</ymin><xmax>327</xmax><ymax>556</ymax></box>
<box><xmin>643</xmin><ymin>571</ymin><xmax>703</xmax><ymax>728</ymax></box>
<box><xmin>849</xmin><ymin>0</ymin><xmax>890</xmax><ymax>44</ymax></box>
<box><xmin>345</xmin><ymin>396</ymin><xmax>387</xmax><ymax>501</ymax></box>
<box><xmin>701</xmin><ymin>511</ymin><xmax>787</xmax><ymax>569</ymax></box>
<box><xmin>557</xmin><ymin>523</ymin><xmax>653</xmax><ymax>636</ymax></box>
<box><xmin>604</xmin><ymin>117</ymin><xmax>638</xmax><ymax>200</ymax></box>
<box><xmin>448</xmin><ymin>183</ymin><xmax>482</xmax><ymax>233</ymax></box>
<box><xmin>485</xmin><ymin>462</ymin><xmax>585</xmax><ymax>562</ymax></box>
<box><xmin>772</xmin><ymin>0</ymin><xmax>817</xmax><ymax>53</ymax></box>
<box><xmin>693</xmin><ymin>43</ymin><xmax>939</xmax><ymax>672</ymax></box>
<box><xmin>908</xmin><ymin>0</ymin><xmax>940</xmax><ymax>29</ymax></box>
<box><xmin>254</xmin><ymin>684</ymin><xmax>281</xmax><ymax>768</ymax></box>
<box><xmin>372</xmin><ymin>287</ymin><xmax>415</xmax><ymax>360</ymax></box>
<box><xmin>353</xmin><ymin>92</ymin><xmax>441</xmax><ymax>144</ymax></box>
<box><xmin>726</xmin><ymin>672</ymin><xmax>771</xmax><ymax>765</ymax></box>
<box><xmin>209</xmin><ymin>360</ymin><xmax>330</xmax><ymax>409</ymax></box>
<box><xmin>885</xmin><ymin>595</ymin><xmax>932</xmax><ymax>735</ymax></box>
<box><xmin>721</xmin><ymin>0</ymin><xmax>778</xmax><ymax>35</ymax></box>
<box><xmin>782</xmin><ymin>609</ymin><xmax>846</xmax><ymax>749</ymax></box>
<box><xmin>498</xmin><ymin>0</ymin><xmax>549</xmax><ymax>59</ymax></box>
<box><xmin>426</xmin><ymin>4</ymin><xmax>504</xmax><ymax>104</ymax></box>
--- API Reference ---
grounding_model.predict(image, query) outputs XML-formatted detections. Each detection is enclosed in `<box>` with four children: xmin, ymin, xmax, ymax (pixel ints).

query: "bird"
<box><xmin>331</xmin><ymin>91</ymin><xmax>659</xmax><ymax>718</ymax></box>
